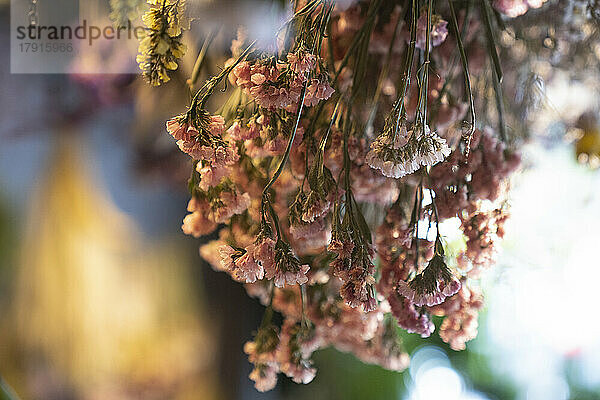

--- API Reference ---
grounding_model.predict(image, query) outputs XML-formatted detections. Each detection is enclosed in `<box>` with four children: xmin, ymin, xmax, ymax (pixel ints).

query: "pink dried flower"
<box><xmin>232</xmin><ymin>55</ymin><xmax>331</xmax><ymax>110</ymax></box>
<box><xmin>253</xmin><ymin>236</ymin><xmax>276</xmax><ymax>272</ymax></box>
<box><xmin>245</xmin><ymin>322</ymin><xmax>280</xmax><ymax>392</ymax></box>
<box><xmin>249</xmin><ymin>364</ymin><xmax>278</xmax><ymax>392</ymax></box>
<box><xmin>166</xmin><ymin>117</ymin><xmax>194</xmax><ymax>141</ymax></box>
<box><xmin>265</xmin><ymin>241</ymin><xmax>310</xmax><ymax>287</ymax></box>
<box><xmin>289</xmin><ymin>217</ymin><xmax>327</xmax><ymax>240</ymax></box>
<box><xmin>209</xmin><ymin>190</ymin><xmax>251</xmax><ymax>223</ymax></box>
<box><xmin>305</xmin><ymin>78</ymin><xmax>335</xmax><ymax>107</ymax></box>
<box><xmin>181</xmin><ymin>198</ymin><xmax>217</xmax><ymax>238</ymax></box>
<box><xmin>388</xmin><ymin>294</ymin><xmax>435</xmax><ymax>338</ymax></box>
<box><xmin>327</xmin><ymin>238</ymin><xmax>354</xmax><ymax>258</ymax></box>
<box><xmin>168</xmin><ymin>109</ymin><xmax>235</xmax><ymax>166</ymax></box>
<box><xmin>397</xmin><ymin>254</ymin><xmax>461</xmax><ymax>307</ymax></box>
<box><xmin>196</xmin><ymin>163</ymin><xmax>231</xmax><ymax>191</ymax></box>
<box><xmin>430</xmin><ymin>283</ymin><xmax>484</xmax><ymax>350</ymax></box>
<box><xmin>219</xmin><ymin>244</ymin><xmax>264</xmax><ymax>283</ymax></box>
<box><xmin>277</xmin><ymin>319</ymin><xmax>320</xmax><ymax>384</ymax></box>
<box><xmin>494</xmin><ymin>0</ymin><xmax>548</xmax><ymax>17</ymax></box>
<box><xmin>340</xmin><ymin>276</ymin><xmax>378</xmax><ymax>312</ymax></box>
<box><xmin>366</xmin><ymin>123</ymin><xmax>451</xmax><ymax>179</ymax></box>
<box><xmin>415</xmin><ymin>12</ymin><xmax>448</xmax><ymax>49</ymax></box>
<box><xmin>355</xmin><ymin>319</ymin><xmax>410</xmax><ymax>372</ymax></box>
<box><xmin>287</xmin><ymin>50</ymin><xmax>317</xmax><ymax>78</ymax></box>
<box><xmin>218</xmin><ymin>245</ymin><xmax>239</xmax><ymax>271</ymax></box>
<box><xmin>226</xmin><ymin>119</ymin><xmax>244</xmax><ymax>140</ymax></box>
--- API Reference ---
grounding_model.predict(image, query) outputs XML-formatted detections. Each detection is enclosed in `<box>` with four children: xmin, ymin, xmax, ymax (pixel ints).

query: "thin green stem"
<box><xmin>320</xmin><ymin>98</ymin><xmax>342</xmax><ymax>152</ymax></box>
<box><xmin>262</xmin><ymin>83</ymin><xmax>309</xmax><ymax>198</ymax></box>
<box><xmin>366</xmin><ymin>6</ymin><xmax>404</xmax><ymax>131</ymax></box>
<box><xmin>481</xmin><ymin>0</ymin><xmax>503</xmax><ymax>83</ymax></box>
<box><xmin>394</xmin><ymin>0</ymin><xmax>418</xmax><ymax>123</ymax></box>
<box><xmin>491</xmin><ymin>66</ymin><xmax>507</xmax><ymax>142</ymax></box>
<box><xmin>259</xmin><ymin>282</ymin><xmax>276</xmax><ymax>330</ymax></box>
<box><xmin>448</xmin><ymin>0</ymin><xmax>476</xmax><ymax>155</ymax></box>
<box><xmin>413</xmin><ymin>179</ymin><xmax>423</xmax><ymax>268</ymax></box>
<box><xmin>300</xmin><ymin>284</ymin><xmax>309</xmax><ymax>330</ymax></box>
<box><xmin>192</xmin><ymin>40</ymin><xmax>257</xmax><ymax>111</ymax></box>
<box><xmin>481</xmin><ymin>0</ymin><xmax>506</xmax><ymax>140</ymax></box>
<box><xmin>425</xmin><ymin>169</ymin><xmax>441</xmax><ymax>240</ymax></box>
<box><xmin>0</xmin><ymin>376</ymin><xmax>20</xmax><ymax>400</ymax></box>
<box><xmin>304</xmin><ymin>1</ymin><xmax>382</xmax><ymax>139</ymax></box>
<box><xmin>188</xmin><ymin>27</ymin><xmax>220</xmax><ymax>90</ymax></box>
<box><xmin>421</xmin><ymin>0</ymin><xmax>433</xmax><ymax>124</ymax></box>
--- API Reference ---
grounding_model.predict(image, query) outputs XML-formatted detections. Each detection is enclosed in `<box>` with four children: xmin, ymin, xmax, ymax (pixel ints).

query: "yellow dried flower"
<box><xmin>137</xmin><ymin>0</ymin><xmax>187</xmax><ymax>86</ymax></box>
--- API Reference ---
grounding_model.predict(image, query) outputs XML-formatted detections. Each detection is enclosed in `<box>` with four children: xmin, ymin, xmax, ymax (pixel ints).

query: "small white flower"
<box><xmin>367</xmin><ymin>122</ymin><xmax>451</xmax><ymax>179</ymax></box>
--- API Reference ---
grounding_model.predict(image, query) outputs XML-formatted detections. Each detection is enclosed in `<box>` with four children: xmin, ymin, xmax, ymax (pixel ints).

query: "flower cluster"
<box><xmin>430</xmin><ymin>282</ymin><xmax>484</xmax><ymax>351</ymax></box>
<box><xmin>137</xmin><ymin>0</ymin><xmax>186</xmax><ymax>86</ymax></box>
<box><xmin>366</xmin><ymin>120</ymin><xmax>451</xmax><ymax>178</ymax></box>
<box><xmin>244</xmin><ymin>318</ymin><xmax>280</xmax><ymax>391</ymax></box>
<box><xmin>396</xmin><ymin>249</ymin><xmax>461</xmax><ymax>307</ymax></box>
<box><xmin>231</xmin><ymin>48</ymin><xmax>334</xmax><ymax>111</ymax></box>
<box><xmin>329</xmin><ymin>201</ymin><xmax>378</xmax><ymax>312</ymax></box>
<box><xmin>147</xmin><ymin>0</ymin><xmax>537</xmax><ymax>392</ymax></box>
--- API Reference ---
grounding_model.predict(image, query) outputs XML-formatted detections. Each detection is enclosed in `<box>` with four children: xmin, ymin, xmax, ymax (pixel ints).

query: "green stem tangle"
<box><xmin>416</xmin><ymin>0</ymin><xmax>433</xmax><ymax>129</ymax></box>
<box><xmin>410</xmin><ymin>0</ymin><xmax>433</xmax><ymax>272</ymax></box>
<box><xmin>257</xmin><ymin>0</ymin><xmax>334</xmax><ymax>333</ymax></box>
<box><xmin>448</xmin><ymin>0</ymin><xmax>476</xmax><ymax>157</ymax></box>
<box><xmin>187</xmin><ymin>41</ymin><xmax>256</xmax><ymax>124</ymax></box>
<box><xmin>389</xmin><ymin>0</ymin><xmax>418</xmax><ymax>145</ymax></box>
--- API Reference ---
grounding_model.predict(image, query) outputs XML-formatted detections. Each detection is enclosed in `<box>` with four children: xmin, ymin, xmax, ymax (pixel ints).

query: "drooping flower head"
<box><xmin>218</xmin><ymin>244</ymin><xmax>265</xmax><ymax>283</ymax></box>
<box><xmin>388</xmin><ymin>293</ymin><xmax>435</xmax><ymax>338</ymax></box>
<box><xmin>245</xmin><ymin>319</ymin><xmax>280</xmax><ymax>392</ymax></box>
<box><xmin>397</xmin><ymin>242</ymin><xmax>461</xmax><ymax>307</ymax></box>
<box><xmin>277</xmin><ymin>319</ymin><xmax>320</xmax><ymax>384</ymax></box>
<box><xmin>367</xmin><ymin>120</ymin><xmax>451</xmax><ymax>179</ymax></box>
<box><xmin>266</xmin><ymin>240</ymin><xmax>310</xmax><ymax>288</ymax></box>
<box><xmin>137</xmin><ymin>1</ymin><xmax>186</xmax><ymax>86</ymax></box>
<box><xmin>168</xmin><ymin>108</ymin><xmax>239</xmax><ymax>167</ymax></box>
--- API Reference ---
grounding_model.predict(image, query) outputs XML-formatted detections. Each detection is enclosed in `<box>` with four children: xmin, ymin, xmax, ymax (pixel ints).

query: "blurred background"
<box><xmin>2</xmin><ymin>1</ymin><xmax>600</xmax><ymax>399</ymax></box>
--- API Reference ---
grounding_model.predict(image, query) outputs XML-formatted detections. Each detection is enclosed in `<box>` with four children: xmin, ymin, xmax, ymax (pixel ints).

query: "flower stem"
<box><xmin>188</xmin><ymin>27</ymin><xmax>220</xmax><ymax>91</ymax></box>
<box><xmin>448</xmin><ymin>0</ymin><xmax>476</xmax><ymax>156</ymax></box>
<box><xmin>481</xmin><ymin>0</ymin><xmax>503</xmax><ymax>83</ymax></box>
<box><xmin>367</xmin><ymin>5</ymin><xmax>404</xmax><ymax>131</ymax></box>
<box><xmin>417</xmin><ymin>0</ymin><xmax>433</xmax><ymax>127</ymax></box>
<box><xmin>262</xmin><ymin>83</ymin><xmax>309</xmax><ymax>200</ymax></box>
<box><xmin>395</xmin><ymin>0</ymin><xmax>419</xmax><ymax>121</ymax></box>
<box><xmin>481</xmin><ymin>0</ymin><xmax>506</xmax><ymax>141</ymax></box>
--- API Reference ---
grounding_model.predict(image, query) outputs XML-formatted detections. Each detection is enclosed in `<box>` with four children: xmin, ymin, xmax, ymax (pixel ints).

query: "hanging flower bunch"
<box><xmin>137</xmin><ymin>0</ymin><xmax>187</xmax><ymax>86</ymax></box>
<box><xmin>136</xmin><ymin>0</ymin><xmax>539</xmax><ymax>392</ymax></box>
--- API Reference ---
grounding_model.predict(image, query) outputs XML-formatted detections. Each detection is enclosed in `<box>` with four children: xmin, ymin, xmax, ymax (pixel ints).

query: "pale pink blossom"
<box><xmin>494</xmin><ymin>0</ymin><xmax>548</xmax><ymax>17</ymax></box>
<box><xmin>272</xmin><ymin>264</ymin><xmax>309</xmax><ymax>288</ymax></box>
<box><xmin>232</xmin><ymin>244</ymin><xmax>265</xmax><ymax>283</ymax></box>
<box><xmin>249</xmin><ymin>365</ymin><xmax>278</xmax><ymax>392</ymax></box>
<box><xmin>166</xmin><ymin>118</ymin><xmax>193</xmax><ymax>141</ymax></box>
<box><xmin>181</xmin><ymin>198</ymin><xmax>217</xmax><ymax>238</ymax></box>
<box><xmin>196</xmin><ymin>163</ymin><xmax>231</xmax><ymax>191</ymax></box>
<box><xmin>388</xmin><ymin>293</ymin><xmax>435</xmax><ymax>338</ymax></box>
<box><xmin>253</xmin><ymin>237</ymin><xmax>276</xmax><ymax>272</ymax></box>
<box><xmin>287</xmin><ymin>50</ymin><xmax>317</xmax><ymax>78</ymax></box>
<box><xmin>304</xmin><ymin>79</ymin><xmax>335</xmax><ymax>107</ymax></box>
<box><xmin>209</xmin><ymin>191</ymin><xmax>251</xmax><ymax>223</ymax></box>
